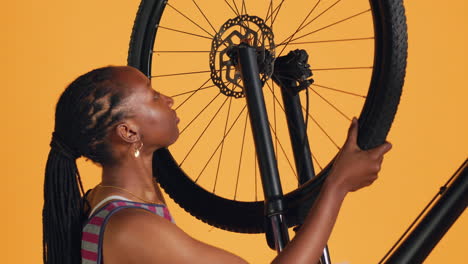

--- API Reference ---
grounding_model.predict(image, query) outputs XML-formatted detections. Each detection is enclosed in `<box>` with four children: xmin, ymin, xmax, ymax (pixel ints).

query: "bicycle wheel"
<box><xmin>128</xmin><ymin>0</ymin><xmax>407</xmax><ymax>233</ymax></box>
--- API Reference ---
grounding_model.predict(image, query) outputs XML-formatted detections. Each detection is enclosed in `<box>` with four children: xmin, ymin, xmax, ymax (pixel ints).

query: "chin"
<box><xmin>161</xmin><ymin>132</ymin><xmax>179</xmax><ymax>148</ymax></box>
<box><xmin>169</xmin><ymin>133</ymin><xmax>180</xmax><ymax>146</ymax></box>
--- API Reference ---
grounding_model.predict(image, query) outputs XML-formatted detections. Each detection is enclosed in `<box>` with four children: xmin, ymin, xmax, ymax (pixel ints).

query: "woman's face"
<box><xmin>114</xmin><ymin>66</ymin><xmax>180</xmax><ymax>149</ymax></box>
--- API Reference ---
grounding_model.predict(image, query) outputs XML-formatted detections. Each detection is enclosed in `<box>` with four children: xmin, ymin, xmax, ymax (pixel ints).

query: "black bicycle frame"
<box><xmin>383</xmin><ymin>159</ymin><xmax>467</xmax><ymax>263</ymax></box>
<box><xmin>238</xmin><ymin>44</ymin><xmax>290</xmax><ymax>252</ymax></box>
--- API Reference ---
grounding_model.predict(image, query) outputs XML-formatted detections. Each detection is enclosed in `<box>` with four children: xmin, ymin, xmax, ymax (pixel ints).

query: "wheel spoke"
<box><xmin>266</xmin><ymin>81</ymin><xmax>340</xmax><ymax>153</ymax></box>
<box><xmin>179</xmin><ymin>92</ymin><xmax>222</xmax><ymax>135</ymax></box>
<box><xmin>288</xmin><ymin>9</ymin><xmax>371</xmax><ymax>44</ymax></box>
<box><xmin>279</xmin><ymin>0</ymin><xmax>342</xmax><ymax>45</ymax></box>
<box><xmin>266</xmin><ymin>82</ymin><xmax>321</xmax><ymax>174</ymax></box>
<box><xmin>262</xmin><ymin>0</ymin><xmax>284</xmax><ymax>25</ymax></box>
<box><xmin>167</xmin><ymin>3</ymin><xmax>214</xmax><ymax>38</ymax></box>
<box><xmin>191</xmin><ymin>0</ymin><xmax>218</xmax><ymax>34</ymax></box>
<box><xmin>240</xmin><ymin>0</ymin><xmax>250</xmax><ymax>29</ymax></box>
<box><xmin>311</xmin><ymin>151</ymin><xmax>323</xmax><ymax>171</ymax></box>
<box><xmin>272</xmin><ymin>80</ymin><xmax>278</xmax><ymax>159</ymax></box>
<box><xmin>278</xmin><ymin>37</ymin><xmax>374</xmax><ymax>46</ymax></box>
<box><xmin>254</xmin><ymin>0</ymin><xmax>282</xmax><ymax>35</ymax></box>
<box><xmin>231</xmin><ymin>0</ymin><xmax>241</xmax><ymax>17</ymax></box>
<box><xmin>152</xmin><ymin>69</ymin><xmax>212</xmax><ymax>78</ymax></box>
<box><xmin>195</xmin><ymin>105</ymin><xmax>247</xmax><ymax>183</ymax></box>
<box><xmin>309</xmin><ymin>87</ymin><xmax>351</xmax><ymax>121</ymax></box>
<box><xmin>268</xmin><ymin>121</ymin><xmax>299</xmax><ymax>180</ymax></box>
<box><xmin>223</xmin><ymin>0</ymin><xmax>248</xmax><ymax>30</ymax></box>
<box><xmin>241</xmin><ymin>0</ymin><xmax>247</xmax><ymax>16</ymax></box>
<box><xmin>302</xmin><ymin>105</ymin><xmax>340</xmax><ymax>150</ymax></box>
<box><xmin>277</xmin><ymin>0</ymin><xmax>321</xmax><ymax>57</ymax></box>
<box><xmin>270</xmin><ymin>0</ymin><xmax>286</xmax><ymax>28</ymax></box>
<box><xmin>312</xmin><ymin>66</ymin><xmax>372</xmax><ymax>71</ymax></box>
<box><xmin>153</xmin><ymin>50</ymin><xmax>212</xmax><ymax>53</ymax></box>
<box><xmin>265</xmin><ymin>81</ymin><xmax>286</xmax><ymax>116</ymax></box>
<box><xmin>213</xmin><ymin>97</ymin><xmax>233</xmax><ymax>193</ymax></box>
<box><xmin>234</xmin><ymin>110</ymin><xmax>249</xmax><ymax>200</ymax></box>
<box><xmin>170</xmin><ymin>84</ymin><xmax>215</xmax><ymax>98</ymax></box>
<box><xmin>263</xmin><ymin>0</ymin><xmax>273</xmax><ymax>29</ymax></box>
<box><xmin>175</xmin><ymin>77</ymin><xmax>212</xmax><ymax>110</ymax></box>
<box><xmin>313</xmin><ymin>83</ymin><xmax>366</xmax><ymax>98</ymax></box>
<box><xmin>180</xmin><ymin>96</ymin><xmax>229</xmax><ymax>167</ymax></box>
<box><xmin>224</xmin><ymin>0</ymin><xmax>240</xmax><ymax>17</ymax></box>
<box><xmin>158</xmin><ymin>25</ymin><xmax>212</xmax><ymax>40</ymax></box>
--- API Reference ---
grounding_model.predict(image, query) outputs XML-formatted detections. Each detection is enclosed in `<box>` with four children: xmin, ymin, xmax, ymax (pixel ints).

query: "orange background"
<box><xmin>1</xmin><ymin>0</ymin><xmax>467</xmax><ymax>263</ymax></box>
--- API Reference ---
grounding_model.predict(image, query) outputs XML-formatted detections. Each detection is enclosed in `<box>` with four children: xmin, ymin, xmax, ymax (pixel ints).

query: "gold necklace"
<box><xmin>96</xmin><ymin>182</ymin><xmax>162</xmax><ymax>205</ymax></box>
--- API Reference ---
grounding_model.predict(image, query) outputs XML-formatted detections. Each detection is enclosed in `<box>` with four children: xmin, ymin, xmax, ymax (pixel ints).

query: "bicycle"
<box><xmin>127</xmin><ymin>0</ymin><xmax>407</xmax><ymax>262</ymax></box>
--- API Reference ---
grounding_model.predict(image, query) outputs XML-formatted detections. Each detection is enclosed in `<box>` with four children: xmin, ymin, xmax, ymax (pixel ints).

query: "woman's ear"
<box><xmin>115</xmin><ymin>122</ymin><xmax>140</xmax><ymax>143</ymax></box>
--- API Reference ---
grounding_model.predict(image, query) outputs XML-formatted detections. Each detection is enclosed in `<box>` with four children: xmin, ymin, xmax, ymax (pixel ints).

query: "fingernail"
<box><xmin>352</xmin><ymin>117</ymin><xmax>357</xmax><ymax>124</ymax></box>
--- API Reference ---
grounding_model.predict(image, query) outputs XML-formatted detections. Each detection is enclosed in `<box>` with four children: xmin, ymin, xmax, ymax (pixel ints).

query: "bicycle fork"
<box><xmin>237</xmin><ymin>43</ymin><xmax>331</xmax><ymax>264</ymax></box>
<box><xmin>238</xmin><ymin>43</ymin><xmax>290</xmax><ymax>251</ymax></box>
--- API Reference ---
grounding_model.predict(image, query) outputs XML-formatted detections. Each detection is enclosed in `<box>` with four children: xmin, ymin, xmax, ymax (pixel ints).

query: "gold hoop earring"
<box><xmin>134</xmin><ymin>141</ymin><xmax>143</xmax><ymax>158</ymax></box>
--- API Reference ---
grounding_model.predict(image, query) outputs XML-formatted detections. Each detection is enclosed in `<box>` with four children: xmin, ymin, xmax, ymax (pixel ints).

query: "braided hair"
<box><xmin>43</xmin><ymin>66</ymin><xmax>130</xmax><ymax>264</ymax></box>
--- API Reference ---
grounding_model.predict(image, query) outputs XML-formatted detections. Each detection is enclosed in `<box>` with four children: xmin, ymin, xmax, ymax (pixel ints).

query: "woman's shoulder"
<box><xmin>102</xmin><ymin>207</ymin><xmax>248</xmax><ymax>264</ymax></box>
<box><xmin>103</xmin><ymin>202</ymin><xmax>178</xmax><ymax>243</ymax></box>
<box><xmin>101</xmin><ymin>206</ymin><xmax>186</xmax><ymax>263</ymax></box>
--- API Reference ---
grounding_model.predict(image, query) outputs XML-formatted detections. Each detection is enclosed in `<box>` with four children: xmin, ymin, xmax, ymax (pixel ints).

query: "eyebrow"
<box><xmin>152</xmin><ymin>88</ymin><xmax>160</xmax><ymax>96</ymax></box>
<box><xmin>147</xmin><ymin>79</ymin><xmax>159</xmax><ymax>95</ymax></box>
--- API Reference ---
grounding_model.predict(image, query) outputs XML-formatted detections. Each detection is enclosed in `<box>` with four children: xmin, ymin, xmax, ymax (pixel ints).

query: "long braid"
<box><xmin>43</xmin><ymin>66</ymin><xmax>129</xmax><ymax>264</ymax></box>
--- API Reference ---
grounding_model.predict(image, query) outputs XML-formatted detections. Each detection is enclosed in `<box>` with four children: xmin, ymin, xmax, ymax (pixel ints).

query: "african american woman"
<box><xmin>43</xmin><ymin>66</ymin><xmax>392</xmax><ymax>264</ymax></box>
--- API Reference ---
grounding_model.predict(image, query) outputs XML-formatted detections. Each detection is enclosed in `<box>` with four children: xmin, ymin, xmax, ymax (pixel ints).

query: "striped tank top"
<box><xmin>81</xmin><ymin>195</ymin><xmax>175</xmax><ymax>264</ymax></box>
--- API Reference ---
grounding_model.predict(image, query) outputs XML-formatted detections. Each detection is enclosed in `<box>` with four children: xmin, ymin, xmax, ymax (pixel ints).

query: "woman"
<box><xmin>43</xmin><ymin>65</ymin><xmax>392</xmax><ymax>264</ymax></box>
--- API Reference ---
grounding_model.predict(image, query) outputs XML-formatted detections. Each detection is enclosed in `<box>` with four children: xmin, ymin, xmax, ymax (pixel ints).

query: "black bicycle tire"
<box><xmin>127</xmin><ymin>0</ymin><xmax>407</xmax><ymax>233</ymax></box>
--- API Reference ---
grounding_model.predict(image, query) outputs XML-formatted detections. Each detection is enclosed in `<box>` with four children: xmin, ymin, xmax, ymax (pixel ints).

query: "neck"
<box><xmin>100</xmin><ymin>152</ymin><xmax>160</xmax><ymax>203</ymax></box>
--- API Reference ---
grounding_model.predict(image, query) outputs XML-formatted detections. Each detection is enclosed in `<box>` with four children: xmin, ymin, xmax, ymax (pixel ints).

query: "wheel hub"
<box><xmin>210</xmin><ymin>15</ymin><xmax>276</xmax><ymax>98</ymax></box>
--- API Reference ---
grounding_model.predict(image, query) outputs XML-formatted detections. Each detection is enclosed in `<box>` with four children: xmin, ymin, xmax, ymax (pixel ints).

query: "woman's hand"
<box><xmin>326</xmin><ymin>117</ymin><xmax>393</xmax><ymax>194</ymax></box>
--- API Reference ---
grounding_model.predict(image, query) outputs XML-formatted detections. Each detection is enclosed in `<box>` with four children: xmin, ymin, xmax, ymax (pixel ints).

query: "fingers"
<box><xmin>345</xmin><ymin>117</ymin><xmax>359</xmax><ymax>147</ymax></box>
<box><xmin>369</xmin><ymin>141</ymin><xmax>393</xmax><ymax>159</ymax></box>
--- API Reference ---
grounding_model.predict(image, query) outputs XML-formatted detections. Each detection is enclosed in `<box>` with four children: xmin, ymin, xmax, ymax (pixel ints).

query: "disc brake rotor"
<box><xmin>210</xmin><ymin>15</ymin><xmax>276</xmax><ymax>98</ymax></box>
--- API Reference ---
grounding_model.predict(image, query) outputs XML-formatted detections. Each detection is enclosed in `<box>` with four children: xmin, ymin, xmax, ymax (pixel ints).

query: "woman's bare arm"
<box><xmin>272</xmin><ymin>118</ymin><xmax>392</xmax><ymax>263</ymax></box>
<box><xmin>104</xmin><ymin>118</ymin><xmax>391</xmax><ymax>264</ymax></box>
<box><xmin>271</xmin><ymin>180</ymin><xmax>347</xmax><ymax>264</ymax></box>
